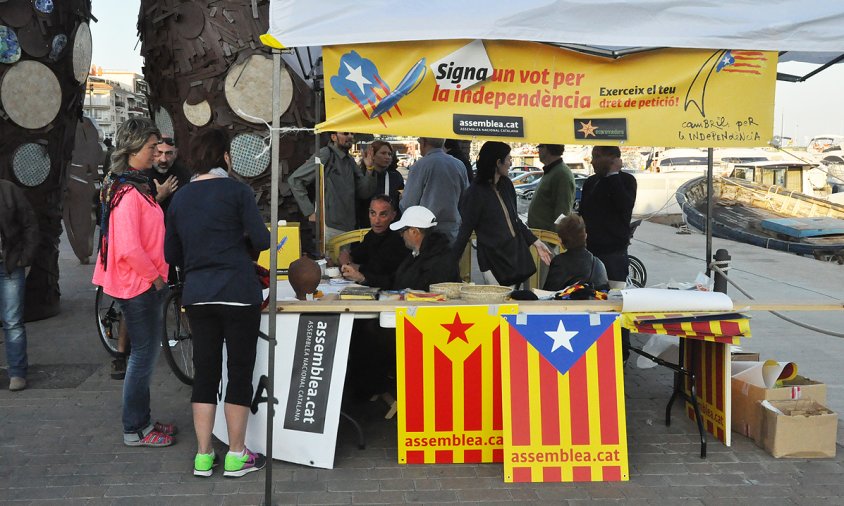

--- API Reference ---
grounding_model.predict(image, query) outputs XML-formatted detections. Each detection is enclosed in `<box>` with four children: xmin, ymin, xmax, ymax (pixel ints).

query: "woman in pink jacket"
<box><xmin>92</xmin><ymin>118</ymin><xmax>175</xmax><ymax>447</ymax></box>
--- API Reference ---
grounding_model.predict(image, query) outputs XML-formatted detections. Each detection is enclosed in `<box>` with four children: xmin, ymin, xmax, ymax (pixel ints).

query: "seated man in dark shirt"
<box><xmin>389</xmin><ymin>206</ymin><xmax>460</xmax><ymax>291</ymax></box>
<box><xmin>340</xmin><ymin>194</ymin><xmax>409</xmax><ymax>288</ymax></box>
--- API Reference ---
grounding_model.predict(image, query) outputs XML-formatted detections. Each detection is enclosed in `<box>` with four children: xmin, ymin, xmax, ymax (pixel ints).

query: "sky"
<box><xmin>90</xmin><ymin>0</ymin><xmax>844</xmax><ymax>145</ymax></box>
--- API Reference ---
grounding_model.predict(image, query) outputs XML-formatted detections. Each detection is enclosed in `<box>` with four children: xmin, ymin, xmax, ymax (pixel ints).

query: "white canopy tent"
<box><xmin>258</xmin><ymin>1</ymin><xmax>844</xmax><ymax>499</ymax></box>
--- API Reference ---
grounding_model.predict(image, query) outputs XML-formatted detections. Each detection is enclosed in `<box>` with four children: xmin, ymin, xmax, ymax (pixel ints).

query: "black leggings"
<box><xmin>186</xmin><ymin>304</ymin><xmax>261</xmax><ymax>407</ymax></box>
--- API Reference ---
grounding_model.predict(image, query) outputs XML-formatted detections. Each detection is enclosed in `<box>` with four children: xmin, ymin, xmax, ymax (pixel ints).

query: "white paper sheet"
<box><xmin>620</xmin><ymin>288</ymin><xmax>733</xmax><ymax>313</ymax></box>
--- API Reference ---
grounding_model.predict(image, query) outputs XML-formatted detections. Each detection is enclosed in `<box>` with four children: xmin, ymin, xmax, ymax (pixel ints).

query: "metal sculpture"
<box><xmin>0</xmin><ymin>0</ymin><xmax>94</xmax><ymax>320</ymax></box>
<box><xmin>138</xmin><ymin>0</ymin><xmax>317</xmax><ymax>220</ymax></box>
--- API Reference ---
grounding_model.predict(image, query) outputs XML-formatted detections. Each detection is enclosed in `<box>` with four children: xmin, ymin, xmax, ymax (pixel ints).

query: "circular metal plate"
<box><xmin>71</xmin><ymin>22</ymin><xmax>92</xmax><ymax>84</ymax></box>
<box><xmin>224</xmin><ymin>54</ymin><xmax>293</xmax><ymax>124</ymax></box>
<box><xmin>0</xmin><ymin>0</ymin><xmax>32</xmax><ymax>28</ymax></box>
<box><xmin>12</xmin><ymin>143</ymin><xmax>51</xmax><ymax>187</ymax></box>
<box><xmin>0</xmin><ymin>25</ymin><xmax>21</xmax><ymax>63</ymax></box>
<box><xmin>0</xmin><ymin>60</ymin><xmax>61</xmax><ymax>129</ymax></box>
<box><xmin>230</xmin><ymin>133</ymin><xmax>270</xmax><ymax>178</ymax></box>
<box><xmin>172</xmin><ymin>2</ymin><xmax>205</xmax><ymax>40</ymax></box>
<box><xmin>154</xmin><ymin>106</ymin><xmax>174</xmax><ymax>137</ymax></box>
<box><xmin>17</xmin><ymin>22</ymin><xmax>49</xmax><ymax>58</ymax></box>
<box><xmin>183</xmin><ymin>99</ymin><xmax>211</xmax><ymax>127</ymax></box>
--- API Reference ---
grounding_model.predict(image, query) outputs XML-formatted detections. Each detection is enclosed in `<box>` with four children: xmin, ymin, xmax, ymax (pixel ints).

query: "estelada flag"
<box><xmin>620</xmin><ymin>312</ymin><xmax>751</xmax><ymax>345</ymax></box>
<box><xmin>501</xmin><ymin>313</ymin><xmax>628</xmax><ymax>482</ymax></box>
<box><xmin>396</xmin><ymin>305</ymin><xmax>518</xmax><ymax>464</ymax></box>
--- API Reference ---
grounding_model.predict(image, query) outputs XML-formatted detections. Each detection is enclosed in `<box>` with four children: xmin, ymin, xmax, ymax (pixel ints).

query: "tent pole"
<box><xmin>705</xmin><ymin>148</ymin><xmax>714</xmax><ymax>277</ymax></box>
<box><xmin>314</xmin><ymin>88</ymin><xmax>323</xmax><ymax>256</ymax></box>
<box><xmin>264</xmin><ymin>48</ymin><xmax>282</xmax><ymax>506</ymax></box>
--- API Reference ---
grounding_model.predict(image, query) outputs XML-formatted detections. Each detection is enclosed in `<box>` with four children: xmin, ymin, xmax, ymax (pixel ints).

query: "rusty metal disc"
<box><xmin>0</xmin><ymin>0</ymin><xmax>33</xmax><ymax>28</ymax></box>
<box><xmin>172</xmin><ymin>2</ymin><xmax>205</xmax><ymax>40</ymax></box>
<box><xmin>17</xmin><ymin>21</ymin><xmax>50</xmax><ymax>58</ymax></box>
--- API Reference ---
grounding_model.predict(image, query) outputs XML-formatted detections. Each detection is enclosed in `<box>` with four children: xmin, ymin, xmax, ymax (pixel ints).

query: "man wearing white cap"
<box><xmin>389</xmin><ymin>206</ymin><xmax>460</xmax><ymax>291</ymax></box>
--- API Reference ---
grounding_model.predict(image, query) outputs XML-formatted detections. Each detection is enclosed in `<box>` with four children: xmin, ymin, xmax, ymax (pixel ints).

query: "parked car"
<box><xmin>510</xmin><ymin>170</ymin><xmax>544</xmax><ymax>187</ymax></box>
<box><xmin>508</xmin><ymin>165</ymin><xmax>536</xmax><ymax>178</ymax></box>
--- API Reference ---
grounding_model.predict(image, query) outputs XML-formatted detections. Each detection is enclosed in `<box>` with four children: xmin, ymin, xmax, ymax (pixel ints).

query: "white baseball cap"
<box><xmin>389</xmin><ymin>206</ymin><xmax>438</xmax><ymax>231</ymax></box>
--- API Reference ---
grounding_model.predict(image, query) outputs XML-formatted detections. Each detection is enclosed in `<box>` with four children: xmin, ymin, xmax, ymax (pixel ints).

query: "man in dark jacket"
<box><xmin>389</xmin><ymin>206</ymin><xmax>460</xmax><ymax>290</ymax></box>
<box><xmin>578</xmin><ymin>145</ymin><xmax>637</xmax><ymax>288</ymax></box>
<box><xmin>0</xmin><ymin>179</ymin><xmax>39</xmax><ymax>391</ymax></box>
<box><xmin>340</xmin><ymin>194</ymin><xmax>410</xmax><ymax>288</ymax></box>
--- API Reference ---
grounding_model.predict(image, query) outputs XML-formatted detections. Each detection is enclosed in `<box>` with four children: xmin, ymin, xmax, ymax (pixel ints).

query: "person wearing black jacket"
<box><xmin>389</xmin><ymin>206</ymin><xmax>460</xmax><ymax>290</ymax></box>
<box><xmin>452</xmin><ymin>141</ymin><xmax>552</xmax><ymax>287</ymax></box>
<box><xmin>444</xmin><ymin>139</ymin><xmax>473</xmax><ymax>183</ymax></box>
<box><xmin>578</xmin><ymin>145</ymin><xmax>637</xmax><ymax>288</ymax></box>
<box><xmin>340</xmin><ymin>194</ymin><xmax>410</xmax><ymax>288</ymax></box>
<box><xmin>0</xmin><ymin>179</ymin><xmax>39</xmax><ymax>391</ymax></box>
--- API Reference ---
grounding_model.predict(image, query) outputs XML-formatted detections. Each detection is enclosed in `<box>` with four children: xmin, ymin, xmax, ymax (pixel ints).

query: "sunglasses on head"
<box><xmin>160</xmin><ymin>137</ymin><xmax>175</xmax><ymax>146</ymax></box>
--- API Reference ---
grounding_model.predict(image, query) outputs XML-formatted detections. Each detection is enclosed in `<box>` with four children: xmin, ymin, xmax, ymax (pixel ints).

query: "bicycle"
<box><xmin>161</xmin><ymin>282</ymin><xmax>194</xmax><ymax>385</ymax></box>
<box><xmin>95</xmin><ymin>281</ymin><xmax>194</xmax><ymax>385</ymax></box>
<box><xmin>627</xmin><ymin>220</ymin><xmax>648</xmax><ymax>288</ymax></box>
<box><xmin>95</xmin><ymin>286</ymin><xmax>123</xmax><ymax>357</ymax></box>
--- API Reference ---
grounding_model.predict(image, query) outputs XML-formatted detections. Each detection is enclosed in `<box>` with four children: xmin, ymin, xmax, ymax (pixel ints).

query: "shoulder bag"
<box><xmin>485</xmin><ymin>187</ymin><xmax>536</xmax><ymax>286</ymax></box>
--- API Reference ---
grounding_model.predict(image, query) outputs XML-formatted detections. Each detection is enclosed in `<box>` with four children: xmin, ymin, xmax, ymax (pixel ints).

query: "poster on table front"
<box><xmin>396</xmin><ymin>304</ymin><xmax>518</xmax><ymax>464</ymax></box>
<box><xmin>213</xmin><ymin>313</ymin><xmax>354</xmax><ymax>469</ymax></box>
<box><xmin>321</xmin><ymin>40</ymin><xmax>776</xmax><ymax>147</ymax></box>
<box><xmin>501</xmin><ymin>313</ymin><xmax>628</xmax><ymax>483</ymax></box>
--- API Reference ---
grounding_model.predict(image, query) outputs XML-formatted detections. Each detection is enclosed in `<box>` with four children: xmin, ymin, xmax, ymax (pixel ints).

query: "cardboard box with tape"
<box><xmin>758</xmin><ymin>399</ymin><xmax>838</xmax><ymax>458</ymax></box>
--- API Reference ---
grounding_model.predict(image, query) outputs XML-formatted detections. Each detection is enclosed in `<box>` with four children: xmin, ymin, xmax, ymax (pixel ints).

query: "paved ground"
<box><xmin>1</xmin><ymin>222</ymin><xmax>843</xmax><ymax>505</ymax></box>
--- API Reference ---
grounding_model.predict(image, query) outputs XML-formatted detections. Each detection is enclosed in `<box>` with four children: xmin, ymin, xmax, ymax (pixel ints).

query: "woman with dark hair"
<box><xmin>164</xmin><ymin>128</ymin><xmax>270</xmax><ymax>478</ymax></box>
<box><xmin>544</xmin><ymin>214</ymin><xmax>609</xmax><ymax>291</ymax></box>
<box><xmin>453</xmin><ymin>141</ymin><xmax>552</xmax><ymax>286</ymax></box>
<box><xmin>356</xmin><ymin>140</ymin><xmax>404</xmax><ymax>227</ymax></box>
<box><xmin>92</xmin><ymin>118</ymin><xmax>175</xmax><ymax>447</ymax></box>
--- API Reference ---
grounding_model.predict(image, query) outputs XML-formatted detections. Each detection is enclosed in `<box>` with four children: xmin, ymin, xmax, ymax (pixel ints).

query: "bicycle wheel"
<box><xmin>627</xmin><ymin>255</ymin><xmax>647</xmax><ymax>288</ymax></box>
<box><xmin>162</xmin><ymin>288</ymin><xmax>194</xmax><ymax>385</ymax></box>
<box><xmin>95</xmin><ymin>286</ymin><xmax>123</xmax><ymax>357</ymax></box>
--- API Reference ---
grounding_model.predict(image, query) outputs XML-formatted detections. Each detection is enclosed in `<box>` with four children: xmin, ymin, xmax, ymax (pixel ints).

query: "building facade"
<box><xmin>82</xmin><ymin>67</ymin><xmax>150</xmax><ymax>140</ymax></box>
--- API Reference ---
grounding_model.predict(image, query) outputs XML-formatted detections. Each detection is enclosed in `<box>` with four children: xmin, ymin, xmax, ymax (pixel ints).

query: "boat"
<box><xmin>676</xmin><ymin>161</ymin><xmax>844</xmax><ymax>261</ymax></box>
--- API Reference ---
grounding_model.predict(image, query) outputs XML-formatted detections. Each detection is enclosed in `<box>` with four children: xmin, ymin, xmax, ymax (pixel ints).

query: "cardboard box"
<box><xmin>256</xmin><ymin>223</ymin><xmax>301</xmax><ymax>279</ymax></box>
<box><xmin>758</xmin><ymin>399</ymin><xmax>838</xmax><ymax>458</ymax></box>
<box><xmin>731</xmin><ymin>375</ymin><xmax>826</xmax><ymax>441</ymax></box>
<box><xmin>731</xmin><ymin>352</ymin><xmax>760</xmax><ymax>362</ymax></box>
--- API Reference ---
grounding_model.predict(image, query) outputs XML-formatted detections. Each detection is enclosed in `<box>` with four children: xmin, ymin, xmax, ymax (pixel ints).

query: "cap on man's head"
<box><xmin>389</xmin><ymin>206</ymin><xmax>437</xmax><ymax>231</ymax></box>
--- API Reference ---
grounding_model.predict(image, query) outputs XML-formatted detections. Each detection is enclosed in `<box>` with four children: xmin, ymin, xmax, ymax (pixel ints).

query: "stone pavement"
<box><xmin>1</xmin><ymin>223</ymin><xmax>843</xmax><ymax>505</ymax></box>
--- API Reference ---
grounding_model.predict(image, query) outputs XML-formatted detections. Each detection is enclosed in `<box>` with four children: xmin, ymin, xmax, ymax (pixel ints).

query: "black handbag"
<box><xmin>486</xmin><ymin>187</ymin><xmax>536</xmax><ymax>286</ymax></box>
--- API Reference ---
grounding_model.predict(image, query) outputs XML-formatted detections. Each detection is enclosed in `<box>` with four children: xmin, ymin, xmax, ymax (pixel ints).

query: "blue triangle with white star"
<box><xmin>504</xmin><ymin>313</ymin><xmax>617</xmax><ymax>376</ymax></box>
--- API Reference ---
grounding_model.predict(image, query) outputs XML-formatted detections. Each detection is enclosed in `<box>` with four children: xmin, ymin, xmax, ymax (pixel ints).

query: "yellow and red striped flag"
<box><xmin>396</xmin><ymin>305</ymin><xmax>518</xmax><ymax>464</ymax></box>
<box><xmin>501</xmin><ymin>313</ymin><xmax>628</xmax><ymax>482</ymax></box>
<box><xmin>684</xmin><ymin>339</ymin><xmax>731</xmax><ymax>445</ymax></box>
<box><xmin>621</xmin><ymin>312</ymin><xmax>751</xmax><ymax>345</ymax></box>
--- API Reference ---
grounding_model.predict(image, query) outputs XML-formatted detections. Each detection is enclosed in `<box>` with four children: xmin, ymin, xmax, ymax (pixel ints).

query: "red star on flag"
<box><xmin>441</xmin><ymin>313</ymin><xmax>473</xmax><ymax>344</ymax></box>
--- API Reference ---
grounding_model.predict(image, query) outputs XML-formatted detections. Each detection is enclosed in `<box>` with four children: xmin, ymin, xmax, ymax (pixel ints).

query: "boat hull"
<box><xmin>676</xmin><ymin>176</ymin><xmax>844</xmax><ymax>259</ymax></box>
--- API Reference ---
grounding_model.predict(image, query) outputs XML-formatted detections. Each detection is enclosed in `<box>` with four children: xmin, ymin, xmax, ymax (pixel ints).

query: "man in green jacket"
<box><xmin>527</xmin><ymin>143</ymin><xmax>575</xmax><ymax>232</ymax></box>
<box><xmin>288</xmin><ymin>132</ymin><xmax>378</xmax><ymax>243</ymax></box>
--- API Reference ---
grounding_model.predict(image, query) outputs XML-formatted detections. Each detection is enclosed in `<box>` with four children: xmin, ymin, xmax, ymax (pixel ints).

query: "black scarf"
<box><xmin>97</xmin><ymin>170</ymin><xmax>156</xmax><ymax>270</ymax></box>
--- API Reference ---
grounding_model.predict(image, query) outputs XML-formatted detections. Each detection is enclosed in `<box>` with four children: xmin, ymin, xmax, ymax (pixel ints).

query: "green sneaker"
<box><xmin>223</xmin><ymin>448</ymin><xmax>266</xmax><ymax>478</ymax></box>
<box><xmin>193</xmin><ymin>452</ymin><xmax>218</xmax><ymax>477</ymax></box>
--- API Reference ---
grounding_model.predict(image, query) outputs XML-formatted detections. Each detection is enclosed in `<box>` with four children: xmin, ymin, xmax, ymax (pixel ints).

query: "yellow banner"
<box><xmin>321</xmin><ymin>40</ymin><xmax>776</xmax><ymax>147</ymax></box>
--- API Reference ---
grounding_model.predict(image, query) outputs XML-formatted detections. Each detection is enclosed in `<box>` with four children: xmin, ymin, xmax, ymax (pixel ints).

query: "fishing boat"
<box><xmin>676</xmin><ymin>161</ymin><xmax>844</xmax><ymax>262</ymax></box>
